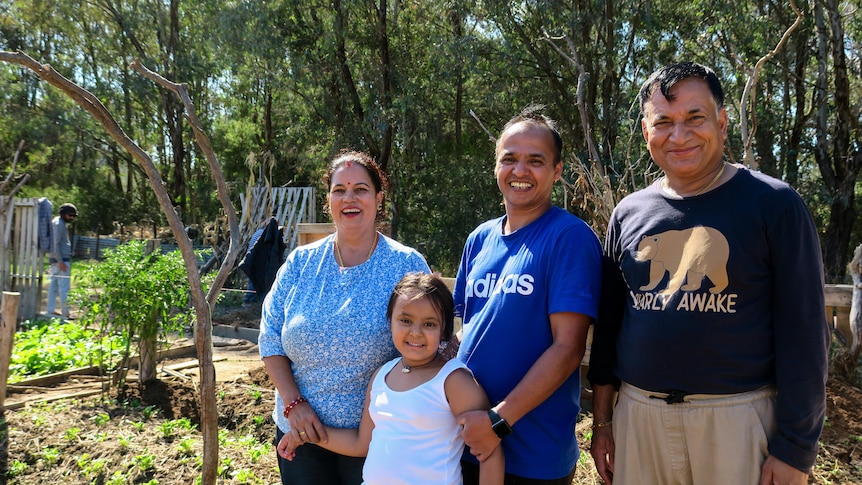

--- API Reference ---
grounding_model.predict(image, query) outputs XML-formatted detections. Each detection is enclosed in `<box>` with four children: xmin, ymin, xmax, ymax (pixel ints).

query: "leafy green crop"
<box><xmin>10</xmin><ymin>319</ymin><xmax>126</xmax><ymax>382</ymax></box>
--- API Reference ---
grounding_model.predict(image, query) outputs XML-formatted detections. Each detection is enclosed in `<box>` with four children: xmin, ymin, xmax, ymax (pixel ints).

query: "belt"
<box><xmin>624</xmin><ymin>383</ymin><xmax>776</xmax><ymax>406</ymax></box>
<box><xmin>49</xmin><ymin>258</ymin><xmax>71</xmax><ymax>263</ymax></box>
<box><xmin>649</xmin><ymin>390</ymin><xmax>692</xmax><ymax>404</ymax></box>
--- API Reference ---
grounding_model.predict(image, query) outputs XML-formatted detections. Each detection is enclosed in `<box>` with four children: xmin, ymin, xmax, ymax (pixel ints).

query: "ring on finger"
<box><xmin>299</xmin><ymin>431</ymin><xmax>307</xmax><ymax>436</ymax></box>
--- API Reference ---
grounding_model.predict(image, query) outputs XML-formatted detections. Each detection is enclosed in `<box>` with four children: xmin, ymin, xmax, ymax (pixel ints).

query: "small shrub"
<box><xmin>41</xmin><ymin>447</ymin><xmax>60</xmax><ymax>466</ymax></box>
<box><xmin>70</xmin><ymin>241</ymin><xmax>204</xmax><ymax>387</ymax></box>
<box><xmin>7</xmin><ymin>460</ymin><xmax>27</xmax><ymax>477</ymax></box>
<box><xmin>134</xmin><ymin>452</ymin><xmax>157</xmax><ymax>472</ymax></box>
<box><xmin>91</xmin><ymin>412</ymin><xmax>110</xmax><ymax>426</ymax></box>
<box><xmin>107</xmin><ymin>470</ymin><xmax>126</xmax><ymax>485</ymax></box>
<box><xmin>64</xmin><ymin>427</ymin><xmax>81</xmax><ymax>442</ymax></box>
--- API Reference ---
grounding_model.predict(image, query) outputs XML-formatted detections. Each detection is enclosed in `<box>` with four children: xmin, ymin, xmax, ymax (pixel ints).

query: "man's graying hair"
<box><xmin>498</xmin><ymin>105</ymin><xmax>563</xmax><ymax>164</ymax></box>
<box><xmin>638</xmin><ymin>62</ymin><xmax>725</xmax><ymax>113</ymax></box>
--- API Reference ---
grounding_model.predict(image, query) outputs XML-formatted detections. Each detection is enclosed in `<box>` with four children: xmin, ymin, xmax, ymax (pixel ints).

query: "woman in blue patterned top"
<box><xmin>259</xmin><ymin>150</ymin><xmax>430</xmax><ymax>485</ymax></box>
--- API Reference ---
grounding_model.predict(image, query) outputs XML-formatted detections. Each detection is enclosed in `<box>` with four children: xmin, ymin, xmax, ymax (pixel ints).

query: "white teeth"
<box><xmin>343</xmin><ymin>208</ymin><xmax>360</xmax><ymax>213</ymax></box>
<box><xmin>511</xmin><ymin>182</ymin><xmax>532</xmax><ymax>189</ymax></box>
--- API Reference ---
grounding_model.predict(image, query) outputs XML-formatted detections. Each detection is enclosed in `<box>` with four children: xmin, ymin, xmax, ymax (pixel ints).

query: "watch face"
<box><xmin>489</xmin><ymin>410</ymin><xmax>512</xmax><ymax>438</ymax></box>
<box><xmin>493</xmin><ymin>420</ymin><xmax>512</xmax><ymax>438</ymax></box>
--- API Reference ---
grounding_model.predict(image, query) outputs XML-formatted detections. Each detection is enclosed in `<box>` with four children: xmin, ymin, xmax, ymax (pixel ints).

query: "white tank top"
<box><xmin>362</xmin><ymin>357</ymin><xmax>469</xmax><ymax>485</ymax></box>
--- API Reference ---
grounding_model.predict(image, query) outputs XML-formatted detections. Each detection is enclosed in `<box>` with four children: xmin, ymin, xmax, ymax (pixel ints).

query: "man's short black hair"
<box><xmin>639</xmin><ymin>62</ymin><xmax>725</xmax><ymax>113</ymax></box>
<box><xmin>498</xmin><ymin>105</ymin><xmax>563</xmax><ymax>164</ymax></box>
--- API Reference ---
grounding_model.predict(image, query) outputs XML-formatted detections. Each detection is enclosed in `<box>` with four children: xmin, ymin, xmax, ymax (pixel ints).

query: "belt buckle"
<box><xmin>650</xmin><ymin>390</ymin><xmax>690</xmax><ymax>404</ymax></box>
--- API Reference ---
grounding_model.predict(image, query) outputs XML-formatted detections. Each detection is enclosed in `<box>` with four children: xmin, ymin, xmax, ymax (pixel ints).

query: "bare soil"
<box><xmin>2</xmin><ymin>303</ymin><xmax>862</xmax><ymax>484</ymax></box>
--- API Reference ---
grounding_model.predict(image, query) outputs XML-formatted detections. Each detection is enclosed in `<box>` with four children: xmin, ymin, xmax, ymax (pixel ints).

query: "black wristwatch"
<box><xmin>488</xmin><ymin>408</ymin><xmax>512</xmax><ymax>439</ymax></box>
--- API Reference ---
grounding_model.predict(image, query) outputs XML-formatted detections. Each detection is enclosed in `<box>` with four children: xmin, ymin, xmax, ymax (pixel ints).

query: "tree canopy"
<box><xmin>2</xmin><ymin>0</ymin><xmax>860</xmax><ymax>281</ymax></box>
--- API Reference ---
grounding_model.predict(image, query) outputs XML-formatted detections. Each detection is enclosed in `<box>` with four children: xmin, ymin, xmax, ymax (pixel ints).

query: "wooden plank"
<box><xmin>296</xmin><ymin>223</ymin><xmax>335</xmax><ymax>246</ymax></box>
<box><xmin>825</xmin><ymin>284</ymin><xmax>854</xmax><ymax>345</ymax></box>
<box><xmin>160</xmin><ymin>367</ymin><xmax>191</xmax><ymax>380</ymax></box>
<box><xmin>212</xmin><ymin>323</ymin><xmax>259</xmax><ymax>343</ymax></box>
<box><xmin>163</xmin><ymin>355</ymin><xmax>227</xmax><ymax>371</ymax></box>
<box><xmin>3</xmin><ymin>388</ymin><xmax>104</xmax><ymax>410</ymax></box>
<box><xmin>825</xmin><ymin>284</ymin><xmax>853</xmax><ymax>307</ymax></box>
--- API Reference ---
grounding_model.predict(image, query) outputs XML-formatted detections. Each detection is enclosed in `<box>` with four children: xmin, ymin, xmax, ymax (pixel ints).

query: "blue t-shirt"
<box><xmin>259</xmin><ymin>233</ymin><xmax>430</xmax><ymax>433</ymax></box>
<box><xmin>454</xmin><ymin>206</ymin><xmax>601</xmax><ymax>479</ymax></box>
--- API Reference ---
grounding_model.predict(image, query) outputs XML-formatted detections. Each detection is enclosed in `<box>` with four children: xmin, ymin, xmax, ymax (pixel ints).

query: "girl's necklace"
<box><xmin>334</xmin><ymin>231</ymin><xmax>378</xmax><ymax>267</ymax></box>
<box><xmin>401</xmin><ymin>354</ymin><xmax>439</xmax><ymax>374</ymax></box>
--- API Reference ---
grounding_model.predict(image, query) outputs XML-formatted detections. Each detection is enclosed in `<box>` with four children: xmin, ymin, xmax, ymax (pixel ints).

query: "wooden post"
<box><xmin>0</xmin><ymin>291</ymin><xmax>21</xmax><ymax>408</ymax></box>
<box><xmin>848</xmin><ymin>244</ymin><xmax>862</xmax><ymax>357</ymax></box>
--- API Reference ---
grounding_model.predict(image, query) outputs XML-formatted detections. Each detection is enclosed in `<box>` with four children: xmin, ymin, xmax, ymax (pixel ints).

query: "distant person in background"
<box><xmin>46</xmin><ymin>203</ymin><xmax>77</xmax><ymax>318</ymax></box>
<box><xmin>259</xmin><ymin>150</ymin><xmax>430</xmax><ymax>485</ymax></box>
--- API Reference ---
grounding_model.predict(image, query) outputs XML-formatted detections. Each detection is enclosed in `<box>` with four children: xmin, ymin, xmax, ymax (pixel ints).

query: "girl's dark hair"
<box><xmin>386</xmin><ymin>273</ymin><xmax>455</xmax><ymax>342</ymax></box>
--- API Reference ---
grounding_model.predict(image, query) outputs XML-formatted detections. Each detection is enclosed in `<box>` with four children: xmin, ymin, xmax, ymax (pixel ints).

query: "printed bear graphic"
<box><xmin>634</xmin><ymin>226</ymin><xmax>729</xmax><ymax>295</ymax></box>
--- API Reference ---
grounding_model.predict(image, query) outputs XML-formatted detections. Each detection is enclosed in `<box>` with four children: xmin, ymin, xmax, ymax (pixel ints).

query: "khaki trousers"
<box><xmin>613</xmin><ymin>382</ymin><xmax>777</xmax><ymax>485</ymax></box>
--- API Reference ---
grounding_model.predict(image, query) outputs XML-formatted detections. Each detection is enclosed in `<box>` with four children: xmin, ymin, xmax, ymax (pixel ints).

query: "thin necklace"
<box><xmin>662</xmin><ymin>162</ymin><xmax>727</xmax><ymax>197</ymax></box>
<box><xmin>401</xmin><ymin>354</ymin><xmax>439</xmax><ymax>374</ymax></box>
<box><xmin>334</xmin><ymin>231</ymin><xmax>378</xmax><ymax>267</ymax></box>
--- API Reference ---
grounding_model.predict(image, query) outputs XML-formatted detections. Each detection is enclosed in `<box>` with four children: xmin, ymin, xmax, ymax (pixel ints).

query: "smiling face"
<box><xmin>389</xmin><ymin>294</ymin><xmax>444</xmax><ymax>367</ymax></box>
<box><xmin>641</xmin><ymin>77</ymin><xmax>728</xmax><ymax>184</ymax></box>
<box><xmin>494</xmin><ymin>122</ymin><xmax>562</xmax><ymax>227</ymax></box>
<box><xmin>327</xmin><ymin>163</ymin><xmax>384</xmax><ymax>234</ymax></box>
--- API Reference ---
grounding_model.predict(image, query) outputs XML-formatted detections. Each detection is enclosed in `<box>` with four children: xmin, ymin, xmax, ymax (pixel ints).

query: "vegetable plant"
<box><xmin>71</xmin><ymin>241</ymin><xmax>204</xmax><ymax>386</ymax></box>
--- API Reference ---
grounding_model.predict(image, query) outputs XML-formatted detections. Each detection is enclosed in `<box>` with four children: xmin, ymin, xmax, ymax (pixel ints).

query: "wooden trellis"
<box><xmin>0</xmin><ymin>197</ymin><xmax>42</xmax><ymax>322</ymax></box>
<box><xmin>238</xmin><ymin>186</ymin><xmax>316</xmax><ymax>252</ymax></box>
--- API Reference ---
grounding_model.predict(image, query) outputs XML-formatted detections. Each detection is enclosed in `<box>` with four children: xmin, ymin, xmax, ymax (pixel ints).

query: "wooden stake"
<box><xmin>0</xmin><ymin>291</ymin><xmax>21</xmax><ymax>408</ymax></box>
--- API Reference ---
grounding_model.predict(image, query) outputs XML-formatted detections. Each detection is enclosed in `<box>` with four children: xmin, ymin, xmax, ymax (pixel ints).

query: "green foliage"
<box><xmin>7</xmin><ymin>459</ymin><xmax>27</xmax><ymax>477</ymax></box>
<box><xmin>70</xmin><ymin>240</ymin><xmax>197</xmax><ymax>386</ymax></box>
<box><xmin>159</xmin><ymin>417</ymin><xmax>197</xmax><ymax>439</ymax></box>
<box><xmin>3</xmin><ymin>0</ymin><xmax>861</xmax><ymax>278</ymax></box>
<box><xmin>141</xmin><ymin>406</ymin><xmax>159</xmax><ymax>420</ymax></box>
<box><xmin>107</xmin><ymin>470</ymin><xmax>127</xmax><ymax>485</ymax></box>
<box><xmin>91</xmin><ymin>412</ymin><xmax>111</xmax><ymax>426</ymax></box>
<box><xmin>134</xmin><ymin>452</ymin><xmax>157</xmax><ymax>472</ymax></box>
<box><xmin>41</xmin><ymin>447</ymin><xmax>60</xmax><ymax>466</ymax></box>
<box><xmin>247</xmin><ymin>387</ymin><xmax>262</xmax><ymax>404</ymax></box>
<box><xmin>64</xmin><ymin>427</ymin><xmax>81</xmax><ymax>441</ymax></box>
<box><xmin>176</xmin><ymin>437</ymin><xmax>196</xmax><ymax>456</ymax></box>
<box><xmin>118</xmin><ymin>434</ymin><xmax>133</xmax><ymax>452</ymax></box>
<box><xmin>9</xmin><ymin>319</ymin><xmax>126</xmax><ymax>381</ymax></box>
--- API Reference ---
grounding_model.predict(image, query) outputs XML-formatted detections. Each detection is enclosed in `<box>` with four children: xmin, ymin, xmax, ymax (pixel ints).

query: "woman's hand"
<box><xmin>287</xmin><ymin>400</ymin><xmax>329</xmax><ymax>445</ymax></box>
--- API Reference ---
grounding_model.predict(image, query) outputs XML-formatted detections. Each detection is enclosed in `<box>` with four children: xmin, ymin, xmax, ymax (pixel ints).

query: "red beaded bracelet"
<box><xmin>283</xmin><ymin>396</ymin><xmax>307</xmax><ymax>419</ymax></box>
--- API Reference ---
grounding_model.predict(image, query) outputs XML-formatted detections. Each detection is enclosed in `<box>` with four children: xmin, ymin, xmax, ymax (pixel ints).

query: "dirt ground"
<box><xmin>2</xmin><ymin>302</ymin><xmax>862</xmax><ymax>484</ymax></box>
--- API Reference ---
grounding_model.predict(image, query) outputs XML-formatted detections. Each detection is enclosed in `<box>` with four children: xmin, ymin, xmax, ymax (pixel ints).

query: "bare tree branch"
<box><xmin>739</xmin><ymin>0</ymin><xmax>804</xmax><ymax>168</ymax></box>
<box><xmin>130</xmin><ymin>59</ymin><xmax>241</xmax><ymax>307</ymax></box>
<box><xmin>0</xmin><ymin>141</ymin><xmax>25</xmax><ymax>195</ymax></box>
<box><xmin>540</xmin><ymin>29</ymin><xmax>606</xmax><ymax>178</ymax></box>
<box><xmin>468</xmin><ymin>109</ymin><xmax>496</xmax><ymax>143</ymax></box>
<box><xmin>0</xmin><ymin>49</ymin><xmax>236</xmax><ymax>485</ymax></box>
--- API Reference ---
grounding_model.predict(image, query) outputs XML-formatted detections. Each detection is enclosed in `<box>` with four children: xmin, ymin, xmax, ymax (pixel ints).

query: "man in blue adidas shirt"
<box><xmin>454</xmin><ymin>106</ymin><xmax>602</xmax><ymax>484</ymax></box>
